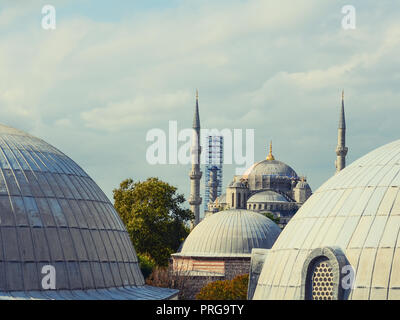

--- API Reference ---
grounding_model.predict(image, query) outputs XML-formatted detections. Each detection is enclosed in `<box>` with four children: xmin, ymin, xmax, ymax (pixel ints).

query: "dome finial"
<box><xmin>196</xmin><ymin>88</ymin><xmax>199</xmax><ymax>101</ymax></box>
<box><xmin>266</xmin><ymin>140</ymin><xmax>275</xmax><ymax>160</ymax></box>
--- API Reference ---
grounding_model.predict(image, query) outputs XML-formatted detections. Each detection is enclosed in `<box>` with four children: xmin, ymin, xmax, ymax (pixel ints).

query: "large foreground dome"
<box><xmin>0</xmin><ymin>124</ymin><xmax>176</xmax><ymax>299</ymax></box>
<box><xmin>254</xmin><ymin>139</ymin><xmax>400</xmax><ymax>300</ymax></box>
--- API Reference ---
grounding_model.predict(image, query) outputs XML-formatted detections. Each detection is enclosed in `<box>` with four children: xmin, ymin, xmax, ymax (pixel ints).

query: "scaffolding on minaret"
<box><xmin>204</xmin><ymin>135</ymin><xmax>224</xmax><ymax>211</ymax></box>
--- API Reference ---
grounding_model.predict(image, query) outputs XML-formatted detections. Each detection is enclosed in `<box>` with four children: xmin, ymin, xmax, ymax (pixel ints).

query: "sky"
<box><xmin>0</xmin><ymin>0</ymin><xmax>400</xmax><ymax>216</ymax></box>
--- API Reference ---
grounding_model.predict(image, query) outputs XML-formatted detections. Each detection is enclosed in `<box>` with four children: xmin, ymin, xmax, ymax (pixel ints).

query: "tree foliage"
<box><xmin>261</xmin><ymin>211</ymin><xmax>281</xmax><ymax>225</ymax></box>
<box><xmin>196</xmin><ymin>274</ymin><xmax>249</xmax><ymax>300</ymax></box>
<box><xmin>137</xmin><ymin>253</ymin><xmax>156</xmax><ymax>279</ymax></box>
<box><xmin>113</xmin><ymin>177</ymin><xmax>194</xmax><ymax>266</ymax></box>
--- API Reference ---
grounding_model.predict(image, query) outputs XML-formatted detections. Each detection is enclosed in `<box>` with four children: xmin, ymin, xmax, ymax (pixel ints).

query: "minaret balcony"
<box><xmin>189</xmin><ymin>171</ymin><xmax>202</xmax><ymax>179</ymax></box>
<box><xmin>189</xmin><ymin>196</ymin><xmax>202</xmax><ymax>205</ymax></box>
<box><xmin>336</xmin><ymin>146</ymin><xmax>348</xmax><ymax>156</ymax></box>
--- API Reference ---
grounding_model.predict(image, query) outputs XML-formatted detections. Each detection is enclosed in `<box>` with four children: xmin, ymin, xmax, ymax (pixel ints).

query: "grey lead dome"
<box><xmin>178</xmin><ymin>209</ymin><xmax>281</xmax><ymax>257</ymax></box>
<box><xmin>0</xmin><ymin>124</ymin><xmax>176</xmax><ymax>299</ymax></box>
<box><xmin>254</xmin><ymin>139</ymin><xmax>400</xmax><ymax>300</ymax></box>
<box><xmin>248</xmin><ymin>160</ymin><xmax>298</xmax><ymax>179</ymax></box>
<box><xmin>247</xmin><ymin>190</ymin><xmax>289</xmax><ymax>203</ymax></box>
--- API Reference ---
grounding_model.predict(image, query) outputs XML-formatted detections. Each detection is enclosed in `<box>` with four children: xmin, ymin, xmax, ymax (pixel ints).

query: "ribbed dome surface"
<box><xmin>254</xmin><ymin>139</ymin><xmax>400</xmax><ymax>300</ymax></box>
<box><xmin>0</xmin><ymin>124</ymin><xmax>176</xmax><ymax>299</ymax></box>
<box><xmin>179</xmin><ymin>209</ymin><xmax>281</xmax><ymax>257</ymax></box>
<box><xmin>247</xmin><ymin>190</ymin><xmax>289</xmax><ymax>203</ymax></box>
<box><xmin>248</xmin><ymin>160</ymin><xmax>298</xmax><ymax>179</ymax></box>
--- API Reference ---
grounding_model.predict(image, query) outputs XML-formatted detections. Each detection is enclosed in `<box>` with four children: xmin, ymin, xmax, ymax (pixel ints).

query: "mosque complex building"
<box><xmin>187</xmin><ymin>90</ymin><xmax>347</xmax><ymax>229</ymax></box>
<box><xmin>171</xmin><ymin>90</ymin><xmax>348</xmax><ymax>299</ymax></box>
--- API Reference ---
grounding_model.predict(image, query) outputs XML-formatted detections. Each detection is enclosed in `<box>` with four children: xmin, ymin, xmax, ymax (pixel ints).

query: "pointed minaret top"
<box><xmin>339</xmin><ymin>90</ymin><xmax>346</xmax><ymax>129</ymax></box>
<box><xmin>193</xmin><ymin>89</ymin><xmax>200</xmax><ymax>129</ymax></box>
<box><xmin>266</xmin><ymin>141</ymin><xmax>275</xmax><ymax>161</ymax></box>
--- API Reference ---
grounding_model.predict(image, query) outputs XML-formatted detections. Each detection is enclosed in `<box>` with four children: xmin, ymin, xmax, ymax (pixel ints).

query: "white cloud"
<box><xmin>1</xmin><ymin>0</ymin><xmax>400</xmax><ymax>203</ymax></box>
<box><xmin>81</xmin><ymin>91</ymin><xmax>191</xmax><ymax>131</ymax></box>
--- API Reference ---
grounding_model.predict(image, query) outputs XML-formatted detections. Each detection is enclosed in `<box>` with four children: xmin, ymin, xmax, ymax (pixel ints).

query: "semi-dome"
<box><xmin>0</xmin><ymin>124</ymin><xmax>176</xmax><ymax>300</ymax></box>
<box><xmin>178</xmin><ymin>209</ymin><xmax>281</xmax><ymax>257</ymax></box>
<box><xmin>253</xmin><ymin>139</ymin><xmax>400</xmax><ymax>300</ymax></box>
<box><xmin>247</xmin><ymin>160</ymin><xmax>298</xmax><ymax>179</ymax></box>
<box><xmin>228</xmin><ymin>181</ymin><xmax>246</xmax><ymax>188</ymax></box>
<box><xmin>247</xmin><ymin>190</ymin><xmax>289</xmax><ymax>203</ymax></box>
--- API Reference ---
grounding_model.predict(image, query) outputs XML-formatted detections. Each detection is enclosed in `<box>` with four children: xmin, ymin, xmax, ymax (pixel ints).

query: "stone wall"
<box><xmin>224</xmin><ymin>258</ymin><xmax>251</xmax><ymax>280</ymax></box>
<box><xmin>172</xmin><ymin>255</ymin><xmax>251</xmax><ymax>300</ymax></box>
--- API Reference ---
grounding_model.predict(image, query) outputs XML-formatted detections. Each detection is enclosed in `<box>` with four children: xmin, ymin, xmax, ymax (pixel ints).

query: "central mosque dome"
<box><xmin>248</xmin><ymin>160</ymin><xmax>298</xmax><ymax>179</ymax></box>
<box><xmin>0</xmin><ymin>124</ymin><xmax>176</xmax><ymax>299</ymax></box>
<box><xmin>246</xmin><ymin>143</ymin><xmax>298</xmax><ymax>180</ymax></box>
<box><xmin>253</xmin><ymin>139</ymin><xmax>400</xmax><ymax>300</ymax></box>
<box><xmin>177</xmin><ymin>209</ymin><xmax>281</xmax><ymax>257</ymax></box>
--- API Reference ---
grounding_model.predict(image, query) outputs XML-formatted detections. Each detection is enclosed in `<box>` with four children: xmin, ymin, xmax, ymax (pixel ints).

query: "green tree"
<box><xmin>261</xmin><ymin>211</ymin><xmax>280</xmax><ymax>225</ymax></box>
<box><xmin>113</xmin><ymin>177</ymin><xmax>193</xmax><ymax>267</ymax></box>
<box><xmin>137</xmin><ymin>253</ymin><xmax>156</xmax><ymax>279</ymax></box>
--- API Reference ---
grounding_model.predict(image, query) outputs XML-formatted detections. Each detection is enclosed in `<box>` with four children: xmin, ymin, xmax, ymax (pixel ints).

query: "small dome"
<box><xmin>178</xmin><ymin>209</ymin><xmax>281</xmax><ymax>257</ymax></box>
<box><xmin>247</xmin><ymin>190</ymin><xmax>289</xmax><ymax>203</ymax></box>
<box><xmin>254</xmin><ymin>139</ymin><xmax>400</xmax><ymax>300</ymax></box>
<box><xmin>0</xmin><ymin>124</ymin><xmax>176</xmax><ymax>299</ymax></box>
<box><xmin>229</xmin><ymin>181</ymin><xmax>246</xmax><ymax>188</ymax></box>
<box><xmin>295</xmin><ymin>180</ymin><xmax>311</xmax><ymax>189</ymax></box>
<box><xmin>248</xmin><ymin>160</ymin><xmax>298</xmax><ymax>179</ymax></box>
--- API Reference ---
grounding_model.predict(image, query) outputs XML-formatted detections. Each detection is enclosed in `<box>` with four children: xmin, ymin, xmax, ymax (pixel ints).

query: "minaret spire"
<box><xmin>189</xmin><ymin>89</ymin><xmax>202</xmax><ymax>226</ymax></box>
<box><xmin>335</xmin><ymin>90</ymin><xmax>348</xmax><ymax>173</ymax></box>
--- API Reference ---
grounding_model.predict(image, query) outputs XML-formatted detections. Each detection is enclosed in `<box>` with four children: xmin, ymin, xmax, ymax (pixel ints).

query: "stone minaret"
<box><xmin>189</xmin><ymin>89</ymin><xmax>202</xmax><ymax>226</ymax></box>
<box><xmin>335</xmin><ymin>90</ymin><xmax>348</xmax><ymax>173</ymax></box>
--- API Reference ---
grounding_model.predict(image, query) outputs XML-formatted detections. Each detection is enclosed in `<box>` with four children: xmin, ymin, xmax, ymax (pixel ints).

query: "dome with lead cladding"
<box><xmin>253</xmin><ymin>139</ymin><xmax>400</xmax><ymax>300</ymax></box>
<box><xmin>178</xmin><ymin>209</ymin><xmax>281</xmax><ymax>257</ymax></box>
<box><xmin>0</xmin><ymin>124</ymin><xmax>177</xmax><ymax>300</ymax></box>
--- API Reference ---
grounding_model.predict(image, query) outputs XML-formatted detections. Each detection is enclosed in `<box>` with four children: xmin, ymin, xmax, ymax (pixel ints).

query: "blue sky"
<box><xmin>1</xmin><ymin>1</ymin><xmax>400</xmax><ymax>216</ymax></box>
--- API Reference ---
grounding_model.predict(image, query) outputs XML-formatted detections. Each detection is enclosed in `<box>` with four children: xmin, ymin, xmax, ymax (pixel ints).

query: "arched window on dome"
<box><xmin>301</xmin><ymin>247</ymin><xmax>349</xmax><ymax>300</ymax></box>
<box><xmin>231</xmin><ymin>193</ymin><xmax>234</xmax><ymax>207</ymax></box>
<box><xmin>307</xmin><ymin>257</ymin><xmax>334</xmax><ymax>300</ymax></box>
<box><xmin>238</xmin><ymin>193</ymin><xmax>241</xmax><ymax>208</ymax></box>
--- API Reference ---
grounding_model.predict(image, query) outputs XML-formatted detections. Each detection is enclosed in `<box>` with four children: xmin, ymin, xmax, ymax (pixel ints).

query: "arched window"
<box><xmin>238</xmin><ymin>193</ymin><xmax>241</xmax><ymax>208</ymax></box>
<box><xmin>231</xmin><ymin>193</ymin><xmax>234</xmax><ymax>207</ymax></box>
<box><xmin>301</xmin><ymin>247</ymin><xmax>349</xmax><ymax>300</ymax></box>
<box><xmin>307</xmin><ymin>257</ymin><xmax>334</xmax><ymax>300</ymax></box>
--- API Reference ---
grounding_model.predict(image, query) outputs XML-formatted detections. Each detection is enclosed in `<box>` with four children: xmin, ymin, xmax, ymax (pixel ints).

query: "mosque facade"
<box><xmin>206</xmin><ymin>144</ymin><xmax>312</xmax><ymax>228</ymax></box>
<box><xmin>192</xmin><ymin>94</ymin><xmax>315</xmax><ymax>228</ymax></box>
